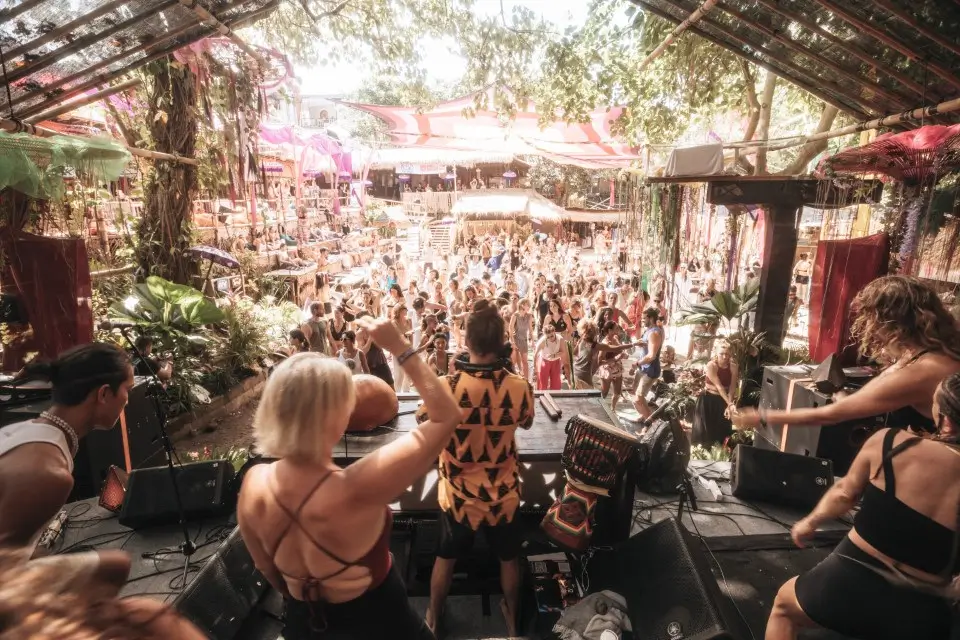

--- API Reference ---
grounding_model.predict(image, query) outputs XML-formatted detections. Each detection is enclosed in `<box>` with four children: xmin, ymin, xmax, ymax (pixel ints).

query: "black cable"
<box><xmin>59</xmin><ymin>530</ymin><xmax>136</xmax><ymax>554</ymax></box>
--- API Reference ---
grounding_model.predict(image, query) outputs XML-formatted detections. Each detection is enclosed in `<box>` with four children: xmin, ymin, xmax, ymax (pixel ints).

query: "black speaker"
<box><xmin>119</xmin><ymin>460</ymin><xmax>236</xmax><ymax>529</ymax></box>
<box><xmin>730</xmin><ymin>445</ymin><xmax>833</xmax><ymax>509</ymax></box>
<box><xmin>174</xmin><ymin>526</ymin><xmax>268</xmax><ymax>639</ymax></box>
<box><xmin>811</xmin><ymin>354</ymin><xmax>846</xmax><ymax>394</ymax></box>
<box><xmin>589</xmin><ymin>517</ymin><xmax>749</xmax><ymax>640</ymax></box>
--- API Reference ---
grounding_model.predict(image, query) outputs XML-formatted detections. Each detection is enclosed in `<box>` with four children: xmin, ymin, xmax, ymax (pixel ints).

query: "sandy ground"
<box><xmin>173</xmin><ymin>399</ymin><xmax>259</xmax><ymax>455</ymax></box>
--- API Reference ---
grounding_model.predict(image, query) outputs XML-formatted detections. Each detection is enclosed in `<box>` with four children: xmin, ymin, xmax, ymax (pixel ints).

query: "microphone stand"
<box><xmin>118</xmin><ymin>327</ymin><xmax>196</xmax><ymax>587</ymax></box>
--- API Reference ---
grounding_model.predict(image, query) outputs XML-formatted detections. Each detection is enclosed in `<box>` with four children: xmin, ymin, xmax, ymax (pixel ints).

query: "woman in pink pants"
<box><xmin>533</xmin><ymin>326</ymin><xmax>569</xmax><ymax>390</ymax></box>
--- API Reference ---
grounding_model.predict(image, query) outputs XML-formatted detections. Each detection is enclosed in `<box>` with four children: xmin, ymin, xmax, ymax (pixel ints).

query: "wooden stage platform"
<box><xmin>49</xmin><ymin>392</ymin><xmax>860</xmax><ymax>639</ymax></box>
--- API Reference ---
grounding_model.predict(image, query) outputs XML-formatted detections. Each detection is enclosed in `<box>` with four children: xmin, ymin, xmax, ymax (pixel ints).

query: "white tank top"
<box><xmin>0</xmin><ymin>420</ymin><xmax>73</xmax><ymax>473</ymax></box>
<box><xmin>338</xmin><ymin>350</ymin><xmax>363</xmax><ymax>375</ymax></box>
<box><xmin>543</xmin><ymin>336</ymin><xmax>562</xmax><ymax>360</ymax></box>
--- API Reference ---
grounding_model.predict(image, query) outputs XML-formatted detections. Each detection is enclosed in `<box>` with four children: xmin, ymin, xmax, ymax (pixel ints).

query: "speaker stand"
<box><xmin>676</xmin><ymin>471</ymin><xmax>698</xmax><ymax>523</ymax></box>
<box><xmin>118</xmin><ymin>327</ymin><xmax>196</xmax><ymax>588</ymax></box>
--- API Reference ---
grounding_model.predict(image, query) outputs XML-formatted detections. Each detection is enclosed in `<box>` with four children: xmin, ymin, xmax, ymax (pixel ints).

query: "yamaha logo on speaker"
<box><xmin>667</xmin><ymin>621</ymin><xmax>683</xmax><ymax>638</ymax></box>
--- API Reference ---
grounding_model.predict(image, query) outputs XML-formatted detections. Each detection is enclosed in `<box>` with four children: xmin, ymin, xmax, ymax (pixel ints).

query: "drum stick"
<box><xmin>539</xmin><ymin>393</ymin><xmax>562</xmax><ymax>421</ymax></box>
<box><xmin>541</xmin><ymin>392</ymin><xmax>561</xmax><ymax>416</ymax></box>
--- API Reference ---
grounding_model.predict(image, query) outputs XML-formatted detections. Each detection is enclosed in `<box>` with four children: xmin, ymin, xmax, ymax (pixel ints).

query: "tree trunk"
<box><xmin>753</xmin><ymin>70</ymin><xmax>777</xmax><ymax>175</ymax></box>
<box><xmin>137</xmin><ymin>60</ymin><xmax>198</xmax><ymax>284</ymax></box>
<box><xmin>776</xmin><ymin>105</ymin><xmax>840</xmax><ymax>176</ymax></box>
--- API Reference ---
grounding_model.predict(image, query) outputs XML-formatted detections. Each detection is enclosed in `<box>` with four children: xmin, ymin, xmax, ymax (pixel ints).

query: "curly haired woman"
<box><xmin>735</xmin><ymin>276</ymin><xmax>960</xmax><ymax>434</ymax></box>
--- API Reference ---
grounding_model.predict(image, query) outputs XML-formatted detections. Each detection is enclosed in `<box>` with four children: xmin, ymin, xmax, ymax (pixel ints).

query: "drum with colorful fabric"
<box><xmin>540</xmin><ymin>476</ymin><xmax>602</xmax><ymax>551</ymax></box>
<box><xmin>561</xmin><ymin>414</ymin><xmax>639</xmax><ymax>491</ymax></box>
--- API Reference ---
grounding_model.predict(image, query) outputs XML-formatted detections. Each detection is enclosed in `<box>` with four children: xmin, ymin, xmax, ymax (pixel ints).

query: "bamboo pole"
<box><xmin>811</xmin><ymin>0</ymin><xmax>960</xmax><ymax>92</ymax></box>
<box><xmin>91</xmin><ymin>264</ymin><xmax>136</xmax><ymax>280</ymax></box>
<box><xmin>753</xmin><ymin>0</ymin><xmax>925</xmax><ymax>97</ymax></box>
<box><xmin>26</xmin><ymin>79</ymin><xmax>142</xmax><ymax>124</ymax></box>
<box><xmin>7</xmin><ymin>0</ymin><xmax>130</xmax><ymax>59</ymax></box>
<box><xmin>5</xmin><ymin>0</ymin><xmax>179</xmax><ymax>86</ymax></box>
<box><xmin>178</xmin><ymin>0</ymin><xmax>266</xmax><ymax>68</ymax></box>
<box><xmin>0</xmin><ymin>0</ymin><xmax>48</xmax><ymax>27</ymax></box>
<box><xmin>0</xmin><ymin>117</ymin><xmax>199</xmax><ymax>166</ymax></box>
<box><xmin>653</xmin><ymin>0</ymin><xmax>881</xmax><ymax>117</ymax></box>
<box><xmin>632</xmin><ymin>1</ymin><xmax>870</xmax><ymax>120</ymax></box>
<box><xmin>869</xmin><ymin>0</ymin><xmax>960</xmax><ymax>59</ymax></box>
<box><xmin>710</xmin><ymin>2</ymin><xmax>909</xmax><ymax>111</ymax></box>
<box><xmin>636</xmin><ymin>0</ymin><xmax>717</xmax><ymax>73</ymax></box>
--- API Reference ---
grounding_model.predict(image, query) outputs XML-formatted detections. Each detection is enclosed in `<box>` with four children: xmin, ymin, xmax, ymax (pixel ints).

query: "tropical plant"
<box><xmin>185</xmin><ymin>446</ymin><xmax>250</xmax><ymax>473</ymax></box>
<box><xmin>108</xmin><ymin>276</ymin><xmax>225</xmax><ymax>344</ymax></box>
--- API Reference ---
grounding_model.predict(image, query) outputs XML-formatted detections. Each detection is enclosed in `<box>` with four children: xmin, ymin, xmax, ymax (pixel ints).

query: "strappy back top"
<box><xmin>265</xmin><ymin>469</ymin><xmax>393</xmax><ymax>600</ymax></box>
<box><xmin>854</xmin><ymin>429</ymin><xmax>959</xmax><ymax>576</ymax></box>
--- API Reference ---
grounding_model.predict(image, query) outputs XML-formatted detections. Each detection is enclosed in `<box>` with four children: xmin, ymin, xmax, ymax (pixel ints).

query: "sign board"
<box><xmin>396</xmin><ymin>163</ymin><xmax>445</xmax><ymax>175</ymax></box>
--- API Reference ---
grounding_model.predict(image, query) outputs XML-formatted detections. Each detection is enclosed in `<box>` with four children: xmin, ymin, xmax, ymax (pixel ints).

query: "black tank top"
<box><xmin>853</xmin><ymin>429</ymin><xmax>959</xmax><ymax>575</ymax></box>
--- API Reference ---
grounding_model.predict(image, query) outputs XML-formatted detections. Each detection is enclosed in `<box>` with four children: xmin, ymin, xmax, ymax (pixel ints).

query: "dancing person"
<box><xmin>596</xmin><ymin>321</ymin><xmax>630</xmax><ymax>412</ymax></box>
<box><xmin>793</xmin><ymin>252</ymin><xmax>812</xmax><ymax>303</ymax></box>
<box><xmin>288</xmin><ymin>329</ymin><xmax>310</xmax><ymax>355</ymax></box>
<box><xmin>735</xmin><ymin>276</ymin><xmax>960</xmax><ymax>434</ymax></box>
<box><xmin>509</xmin><ymin>299</ymin><xmax>534</xmax><ymax>381</ymax></box>
<box><xmin>532</xmin><ymin>324</ymin><xmax>570</xmax><ymax>391</ymax></box>
<box><xmin>428</xmin><ymin>333</ymin><xmax>451</xmax><ymax>376</ymax></box>
<box><xmin>337</xmin><ymin>331</ymin><xmax>369</xmax><ymax>375</ymax></box>
<box><xmin>238</xmin><ymin>317</ymin><xmax>461</xmax><ymax>639</ymax></box>
<box><xmin>630</xmin><ymin>308</ymin><xmax>665</xmax><ymax>423</ymax></box>
<box><xmin>573</xmin><ymin>320</ymin><xmax>637</xmax><ymax>391</ymax></box>
<box><xmin>544</xmin><ymin>297</ymin><xmax>573</xmax><ymax>342</ymax></box>
<box><xmin>0</xmin><ymin>549</ymin><xmax>205</xmax><ymax>639</ymax></box>
<box><xmin>355</xmin><ymin>312</ymin><xmax>394</xmax><ymax>387</ymax></box>
<box><xmin>765</xmin><ymin>372</ymin><xmax>960</xmax><ymax>640</ymax></box>
<box><xmin>419</xmin><ymin>300</ymin><xmax>535</xmax><ymax>637</ymax></box>
<box><xmin>391</xmin><ymin>303</ymin><xmax>414</xmax><ymax>392</ymax></box>
<box><xmin>692</xmin><ymin>341</ymin><xmax>739</xmax><ymax>447</ymax></box>
<box><xmin>302</xmin><ymin>302</ymin><xmax>332</xmax><ymax>355</ymax></box>
<box><xmin>329</xmin><ymin>306</ymin><xmax>349</xmax><ymax>353</ymax></box>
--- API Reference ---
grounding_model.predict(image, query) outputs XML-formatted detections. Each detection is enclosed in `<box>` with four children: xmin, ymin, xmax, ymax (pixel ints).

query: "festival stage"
<box><xmin>51</xmin><ymin>391</ymin><xmax>860</xmax><ymax>639</ymax></box>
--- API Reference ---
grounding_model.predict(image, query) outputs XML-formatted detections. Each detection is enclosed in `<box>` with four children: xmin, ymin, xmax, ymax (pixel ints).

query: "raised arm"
<box><xmin>791</xmin><ymin>430</ymin><xmax>879</xmax><ymax>547</ymax></box>
<box><xmin>344</xmin><ymin>317</ymin><xmax>461</xmax><ymax>505</ymax></box>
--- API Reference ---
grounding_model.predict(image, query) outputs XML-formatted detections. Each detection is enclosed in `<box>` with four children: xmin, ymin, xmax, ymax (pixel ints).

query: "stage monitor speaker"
<box><xmin>119</xmin><ymin>460</ymin><xmax>236</xmax><ymax>529</ymax></box>
<box><xmin>731</xmin><ymin>445</ymin><xmax>833</xmax><ymax>509</ymax></box>
<box><xmin>588</xmin><ymin>517</ymin><xmax>749</xmax><ymax>640</ymax></box>
<box><xmin>811</xmin><ymin>354</ymin><xmax>846</xmax><ymax>394</ymax></box>
<box><xmin>174</xmin><ymin>526</ymin><xmax>268</xmax><ymax>640</ymax></box>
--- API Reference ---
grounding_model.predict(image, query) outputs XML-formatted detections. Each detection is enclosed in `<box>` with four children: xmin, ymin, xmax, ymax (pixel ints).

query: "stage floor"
<box><xmin>52</xmin><ymin>460</ymin><xmax>863</xmax><ymax>639</ymax></box>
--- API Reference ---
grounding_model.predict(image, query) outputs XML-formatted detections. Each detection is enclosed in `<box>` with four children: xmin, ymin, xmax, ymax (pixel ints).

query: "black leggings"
<box><xmin>794</xmin><ymin>537</ymin><xmax>953</xmax><ymax>640</ymax></box>
<box><xmin>282</xmin><ymin>565</ymin><xmax>434</xmax><ymax>639</ymax></box>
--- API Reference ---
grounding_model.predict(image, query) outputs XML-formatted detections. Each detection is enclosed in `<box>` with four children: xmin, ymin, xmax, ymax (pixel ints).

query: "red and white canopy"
<box><xmin>340</xmin><ymin>94</ymin><xmax>641</xmax><ymax>169</ymax></box>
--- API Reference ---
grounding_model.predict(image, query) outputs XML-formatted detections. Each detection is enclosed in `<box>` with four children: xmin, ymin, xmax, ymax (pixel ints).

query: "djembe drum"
<box><xmin>541</xmin><ymin>415</ymin><xmax>639</xmax><ymax>551</ymax></box>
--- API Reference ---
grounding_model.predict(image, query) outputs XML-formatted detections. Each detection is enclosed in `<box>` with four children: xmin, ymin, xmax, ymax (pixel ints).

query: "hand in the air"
<box><xmin>791</xmin><ymin>518</ymin><xmax>817</xmax><ymax>548</ymax></box>
<box><xmin>355</xmin><ymin>316</ymin><xmax>408</xmax><ymax>354</ymax></box>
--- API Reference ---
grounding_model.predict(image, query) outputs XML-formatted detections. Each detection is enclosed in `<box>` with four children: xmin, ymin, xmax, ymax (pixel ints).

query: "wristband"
<box><xmin>397</xmin><ymin>347</ymin><xmax>418</xmax><ymax>366</ymax></box>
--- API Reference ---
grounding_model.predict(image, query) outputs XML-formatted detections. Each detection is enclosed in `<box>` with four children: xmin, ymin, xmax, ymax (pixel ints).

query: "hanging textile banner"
<box><xmin>395</xmin><ymin>163</ymin><xmax>445</xmax><ymax>175</ymax></box>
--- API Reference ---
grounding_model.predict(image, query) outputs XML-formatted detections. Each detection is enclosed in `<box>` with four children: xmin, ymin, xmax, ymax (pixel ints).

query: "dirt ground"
<box><xmin>173</xmin><ymin>397</ymin><xmax>260</xmax><ymax>454</ymax></box>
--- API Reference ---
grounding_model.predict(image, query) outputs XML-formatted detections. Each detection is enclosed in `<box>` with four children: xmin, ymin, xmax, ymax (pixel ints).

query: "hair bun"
<box><xmin>22</xmin><ymin>360</ymin><xmax>55</xmax><ymax>381</ymax></box>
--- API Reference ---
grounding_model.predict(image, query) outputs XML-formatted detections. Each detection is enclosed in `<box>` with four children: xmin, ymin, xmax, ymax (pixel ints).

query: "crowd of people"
<box><xmin>1</xmin><ymin>216</ymin><xmax>959</xmax><ymax>639</ymax></box>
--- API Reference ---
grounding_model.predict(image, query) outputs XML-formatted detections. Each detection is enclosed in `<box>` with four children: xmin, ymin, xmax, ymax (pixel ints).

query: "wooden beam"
<box><xmin>0</xmin><ymin>0</ymin><xmax>49</xmax><ymax>27</ymax></box>
<box><xmin>0</xmin><ymin>118</ymin><xmax>199</xmax><ymax>166</ymax></box>
<box><xmin>631</xmin><ymin>1</ymin><xmax>871</xmax><ymax>119</ymax></box>
<box><xmin>637</xmin><ymin>0</ymin><xmax>718</xmax><ymax>73</ymax></box>
<box><xmin>811</xmin><ymin>0</ymin><xmax>960</xmax><ymax>92</ymax></box>
<box><xmin>179</xmin><ymin>0</ymin><xmax>266</xmax><ymax>69</ymax></box>
<box><xmin>714</xmin><ymin>0</ymin><xmax>912</xmax><ymax>110</ymax></box>
<box><xmin>4</xmin><ymin>0</ymin><xmax>179</xmax><ymax>86</ymax></box>
<box><xmin>5</xmin><ymin>22</ymin><xmax>196</xmax><ymax>112</ymax></box>
<box><xmin>26</xmin><ymin>79</ymin><xmax>142</xmax><ymax>124</ymax></box>
<box><xmin>7</xmin><ymin>0</ymin><xmax>129</xmax><ymax>59</ymax></box>
<box><xmin>870</xmin><ymin>0</ymin><xmax>960</xmax><ymax>59</ymax></box>
<box><xmin>752</xmin><ymin>0</ymin><xmax>926</xmax><ymax>98</ymax></box>
<box><xmin>651</xmin><ymin>0</ymin><xmax>889</xmax><ymax>116</ymax></box>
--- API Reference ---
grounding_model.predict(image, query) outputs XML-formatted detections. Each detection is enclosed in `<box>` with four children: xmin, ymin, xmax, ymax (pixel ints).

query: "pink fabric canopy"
<box><xmin>259</xmin><ymin>124</ymin><xmax>352</xmax><ymax>175</ymax></box>
<box><xmin>339</xmin><ymin>94</ymin><xmax>641</xmax><ymax>169</ymax></box>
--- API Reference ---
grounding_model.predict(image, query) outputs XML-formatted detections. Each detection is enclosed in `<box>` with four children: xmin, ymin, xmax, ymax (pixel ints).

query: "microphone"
<box><xmin>99</xmin><ymin>320</ymin><xmax>137</xmax><ymax>331</ymax></box>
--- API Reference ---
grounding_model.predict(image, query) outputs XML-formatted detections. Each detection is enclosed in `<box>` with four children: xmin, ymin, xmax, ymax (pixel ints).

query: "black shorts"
<box><xmin>437</xmin><ymin>510</ymin><xmax>523</xmax><ymax>561</ymax></box>
<box><xmin>794</xmin><ymin>538</ymin><xmax>952</xmax><ymax>640</ymax></box>
<box><xmin>795</xmin><ymin>274</ymin><xmax>810</xmax><ymax>285</ymax></box>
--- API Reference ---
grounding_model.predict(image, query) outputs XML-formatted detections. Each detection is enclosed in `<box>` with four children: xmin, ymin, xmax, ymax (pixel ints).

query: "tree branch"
<box><xmin>737</xmin><ymin>60</ymin><xmax>760</xmax><ymax>174</ymax></box>
<box><xmin>753</xmin><ymin>69</ymin><xmax>777</xmax><ymax>175</ymax></box>
<box><xmin>301</xmin><ymin>0</ymin><xmax>349</xmax><ymax>24</ymax></box>
<box><xmin>103</xmin><ymin>91</ymin><xmax>140</xmax><ymax>148</ymax></box>
<box><xmin>776</xmin><ymin>104</ymin><xmax>840</xmax><ymax>176</ymax></box>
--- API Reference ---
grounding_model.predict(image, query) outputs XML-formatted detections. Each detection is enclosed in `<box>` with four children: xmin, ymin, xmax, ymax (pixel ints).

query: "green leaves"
<box><xmin>110</xmin><ymin>276</ymin><xmax>224</xmax><ymax>332</ymax></box>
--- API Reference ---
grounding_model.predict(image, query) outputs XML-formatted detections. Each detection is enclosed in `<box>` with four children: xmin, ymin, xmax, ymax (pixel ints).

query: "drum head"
<box><xmin>576</xmin><ymin>414</ymin><xmax>639</xmax><ymax>442</ymax></box>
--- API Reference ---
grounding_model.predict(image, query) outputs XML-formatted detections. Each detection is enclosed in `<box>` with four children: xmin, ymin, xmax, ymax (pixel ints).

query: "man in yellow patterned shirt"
<box><xmin>416</xmin><ymin>300</ymin><xmax>534</xmax><ymax>637</ymax></box>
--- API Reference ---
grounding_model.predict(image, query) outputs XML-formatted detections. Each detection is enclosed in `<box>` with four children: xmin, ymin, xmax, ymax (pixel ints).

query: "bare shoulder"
<box><xmin>237</xmin><ymin>464</ymin><xmax>273</xmax><ymax>525</ymax></box>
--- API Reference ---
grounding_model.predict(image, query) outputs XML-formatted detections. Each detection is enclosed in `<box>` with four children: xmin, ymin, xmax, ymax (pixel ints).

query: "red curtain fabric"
<box><xmin>808</xmin><ymin>233</ymin><xmax>889</xmax><ymax>365</ymax></box>
<box><xmin>0</xmin><ymin>230</ymin><xmax>93</xmax><ymax>371</ymax></box>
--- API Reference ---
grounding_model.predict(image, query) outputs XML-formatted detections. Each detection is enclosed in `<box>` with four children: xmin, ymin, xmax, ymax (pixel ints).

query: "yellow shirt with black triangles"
<box><xmin>416</xmin><ymin>364</ymin><xmax>535</xmax><ymax>530</ymax></box>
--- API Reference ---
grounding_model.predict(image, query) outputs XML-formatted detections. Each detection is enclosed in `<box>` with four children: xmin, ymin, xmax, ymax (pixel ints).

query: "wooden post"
<box><xmin>26</xmin><ymin>79</ymin><xmax>142</xmax><ymax>124</ymax></box>
<box><xmin>756</xmin><ymin>206</ymin><xmax>799</xmax><ymax>348</ymax></box>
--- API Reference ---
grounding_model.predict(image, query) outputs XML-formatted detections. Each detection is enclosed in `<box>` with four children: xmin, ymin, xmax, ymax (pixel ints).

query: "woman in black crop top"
<box><xmin>734</xmin><ymin>276</ymin><xmax>960</xmax><ymax>435</ymax></box>
<box><xmin>765</xmin><ymin>372</ymin><xmax>960</xmax><ymax>640</ymax></box>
